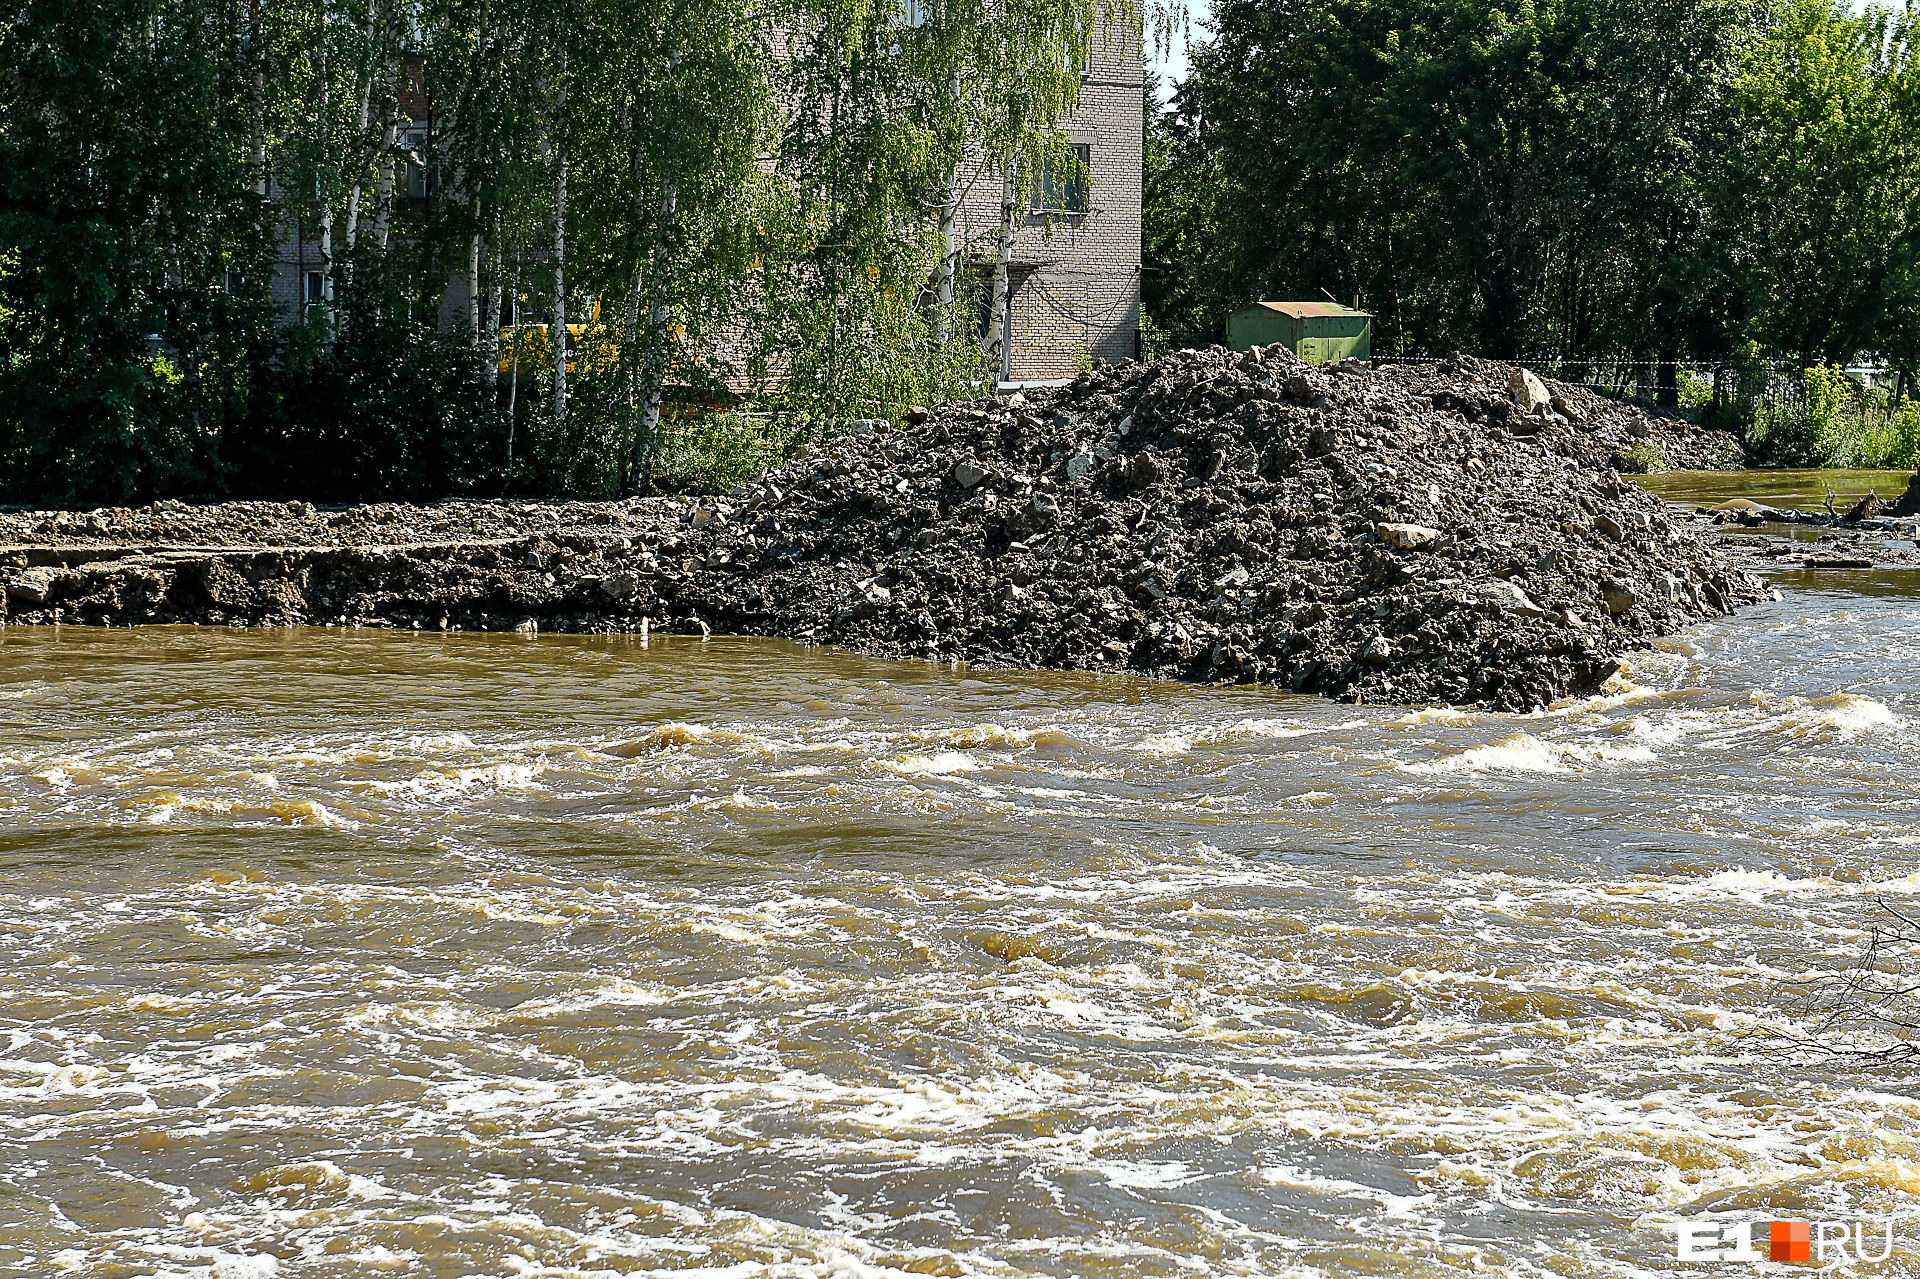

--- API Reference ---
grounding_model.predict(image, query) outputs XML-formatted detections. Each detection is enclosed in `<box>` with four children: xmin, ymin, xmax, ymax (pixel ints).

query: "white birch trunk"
<box><xmin>317</xmin><ymin>49</ymin><xmax>333</xmax><ymax>319</ymax></box>
<box><xmin>635</xmin><ymin>176</ymin><xmax>680</xmax><ymax>490</ymax></box>
<box><xmin>319</xmin><ymin>215</ymin><xmax>333</xmax><ymax>316</ymax></box>
<box><xmin>467</xmin><ymin>221</ymin><xmax>482</xmax><ymax>339</ymax></box>
<box><xmin>377</xmin><ymin>108</ymin><xmax>397</xmax><ymax>251</ymax></box>
<box><xmin>344</xmin><ymin>20</ymin><xmax>373</xmax><ymax>258</ymax></box>
<box><xmin>551</xmin><ymin>94</ymin><xmax>569</xmax><ymax>429</ymax></box>
<box><xmin>249</xmin><ymin>0</ymin><xmax>267</xmax><ymax>197</ymax></box>
<box><xmin>506</xmin><ymin>257</ymin><xmax>522</xmax><ymax>473</ymax></box>
<box><xmin>491</xmin><ymin>219</ymin><xmax>506</xmax><ymax>375</ymax></box>
<box><xmin>632</xmin><ymin>51</ymin><xmax>682</xmax><ymax>489</ymax></box>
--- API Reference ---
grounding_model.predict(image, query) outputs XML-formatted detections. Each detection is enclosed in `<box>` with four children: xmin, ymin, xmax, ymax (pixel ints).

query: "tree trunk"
<box><xmin>487</xmin><ymin>212</ymin><xmax>503</xmax><ymax>380</ymax></box>
<box><xmin>506</xmin><ymin>253</ymin><xmax>522</xmax><ymax>477</ymax></box>
<box><xmin>344</xmin><ymin>15</ymin><xmax>374</xmax><ymax>260</ymax></box>
<box><xmin>552</xmin><ymin>98</ymin><xmax>569</xmax><ymax>429</ymax></box>
<box><xmin>499</xmin><ymin>214</ymin><xmax>514</xmax><ymax>370</ymax></box>
<box><xmin>623</xmin><ymin>100</ymin><xmax>644</xmax><ymax>418</ymax></box>
<box><xmin>376</xmin><ymin>105</ymin><xmax>398</xmax><ymax>251</ymax></box>
<box><xmin>317</xmin><ymin>47</ymin><xmax>333</xmax><ymax>321</ymax></box>
<box><xmin>376</xmin><ymin>55</ymin><xmax>401</xmax><ymax>253</ymax></box>
<box><xmin>635</xmin><ymin>176</ymin><xmax>680</xmax><ymax>491</ymax></box>
<box><xmin>467</xmin><ymin>216</ymin><xmax>482</xmax><ymax>340</ymax></box>
<box><xmin>248</xmin><ymin>0</ymin><xmax>267</xmax><ymax>197</ymax></box>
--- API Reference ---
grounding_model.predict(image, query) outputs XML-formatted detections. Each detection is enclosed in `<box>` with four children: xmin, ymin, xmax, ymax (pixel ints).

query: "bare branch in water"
<box><xmin>1771</xmin><ymin>897</ymin><xmax>1920</xmax><ymax>1063</ymax></box>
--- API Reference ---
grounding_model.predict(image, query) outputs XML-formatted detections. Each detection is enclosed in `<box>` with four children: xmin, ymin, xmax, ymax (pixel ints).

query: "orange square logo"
<box><xmin>1771</xmin><ymin>1220</ymin><xmax>1811</xmax><ymax>1263</ymax></box>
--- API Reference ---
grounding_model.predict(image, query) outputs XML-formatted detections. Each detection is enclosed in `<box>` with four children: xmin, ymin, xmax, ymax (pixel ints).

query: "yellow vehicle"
<box><xmin>496</xmin><ymin>323</ymin><xmax>623</xmax><ymax>378</ymax></box>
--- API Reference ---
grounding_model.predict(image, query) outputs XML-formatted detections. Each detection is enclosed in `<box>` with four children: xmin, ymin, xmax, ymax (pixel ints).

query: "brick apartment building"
<box><xmin>270</xmin><ymin>28</ymin><xmax>1143</xmax><ymax>386</ymax></box>
<box><xmin>969</xmin><ymin>20</ymin><xmax>1144</xmax><ymax>384</ymax></box>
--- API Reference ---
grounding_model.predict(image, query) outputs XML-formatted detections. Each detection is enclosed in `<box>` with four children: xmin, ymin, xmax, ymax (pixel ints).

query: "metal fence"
<box><xmin>1366</xmin><ymin>354</ymin><xmax>1735</xmax><ymax>407</ymax></box>
<box><xmin>1142</xmin><ymin>336</ymin><xmax>1904</xmax><ymax>414</ymax></box>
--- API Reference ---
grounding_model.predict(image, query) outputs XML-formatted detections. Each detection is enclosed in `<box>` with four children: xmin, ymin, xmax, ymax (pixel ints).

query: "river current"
<box><xmin>3</xmin><ymin>572</ymin><xmax>1919</xmax><ymax>1276</ymax></box>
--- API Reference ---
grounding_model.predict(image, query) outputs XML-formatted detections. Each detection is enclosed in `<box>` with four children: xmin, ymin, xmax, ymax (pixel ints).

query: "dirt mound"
<box><xmin>674</xmin><ymin>348</ymin><xmax>1766</xmax><ymax>709</ymax></box>
<box><xmin>0</xmin><ymin>349</ymin><xmax>1765</xmax><ymax>709</ymax></box>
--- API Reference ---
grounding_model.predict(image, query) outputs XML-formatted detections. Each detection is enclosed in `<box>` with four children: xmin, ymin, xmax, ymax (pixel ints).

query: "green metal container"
<box><xmin>1227</xmin><ymin>301</ymin><xmax>1372</xmax><ymax>364</ymax></box>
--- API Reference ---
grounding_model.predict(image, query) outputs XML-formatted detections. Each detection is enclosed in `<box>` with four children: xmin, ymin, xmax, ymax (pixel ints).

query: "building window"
<box><xmin>304</xmin><ymin>271</ymin><xmax>325</xmax><ymax>304</ymax></box>
<box><xmin>1038</xmin><ymin>144</ymin><xmax>1090</xmax><ymax>214</ymax></box>
<box><xmin>897</xmin><ymin>0</ymin><xmax>928</xmax><ymax>25</ymax></box>
<box><xmin>403</xmin><ymin>132</ymin><xmax>435</xmax><ymax>200</ymax></box>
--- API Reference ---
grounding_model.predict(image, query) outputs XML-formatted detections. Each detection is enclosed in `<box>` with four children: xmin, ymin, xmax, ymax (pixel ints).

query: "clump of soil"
<box><xmin>1</xmin><ymin>348</ymin><xmax>1766</xmax><ymax>710</ymax></box>
<box><xmin>676</xmin><ymin>348</ymin><xmax>1766</xmax><ymax>709</ymax></box>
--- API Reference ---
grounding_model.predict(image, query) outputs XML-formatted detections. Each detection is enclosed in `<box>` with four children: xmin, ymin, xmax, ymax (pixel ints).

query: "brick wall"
<box><xmin>958</xmin><ymin>16</ymin><xmax>1143</xmax><ymax>382</ymax></box>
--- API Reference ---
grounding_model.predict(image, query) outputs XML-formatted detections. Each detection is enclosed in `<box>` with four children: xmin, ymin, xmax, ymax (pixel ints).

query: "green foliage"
<box><xmin>1144</xmin><ymin>0</ymin><xmax>1920</xmax><ymax>374</ymax></box>
<box><xmin>1146</xmin><ymin>0</ymin><xmax>1752</xmax><ymax>357</ymax></box>
<box><xmin>0</xmin><ymin>0</ymin><xmax>1112</xmax><ymax>504</ymax></box>
<box><xmin>0</xmin><ymin>0</ymin><xmax>278</xmax><ymax>503</ymax></box>
<box><xmin>1677</xmin><ymin>368</ymin><xmax>1716</xmax><ymax>410</ymax></box>
<box><xmin>649</xmin><ymin>412</ymin><xmax>799</xmax><ymax>494</ymax></box>
<box><xmin>1740</xmin><ymin>366</ymin><xmax>1920</xmax><ymax>467</ymax></box>
<box><xmin>229</xmin><ymin>311</ymin><xmax>509</xmax><ymax>503</ymax></box>
<box><xmin>1711</xmin><ymin>0</ymin><xmax>1920</xmax><ymax>365</ymax></box>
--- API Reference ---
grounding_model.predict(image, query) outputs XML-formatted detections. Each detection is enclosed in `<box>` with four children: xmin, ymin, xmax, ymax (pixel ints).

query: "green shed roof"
<box><xmin>1241</xmin><ymin>301</ymin><xmax>1372</xmax><ymax>320</ymax></box>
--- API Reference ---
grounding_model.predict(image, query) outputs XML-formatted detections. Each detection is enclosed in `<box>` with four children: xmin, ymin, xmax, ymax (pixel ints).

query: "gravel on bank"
<box><xmin>2</xmin><ymin>348</ymin><xmax>1767</xmax><ymax>709</ymax></box>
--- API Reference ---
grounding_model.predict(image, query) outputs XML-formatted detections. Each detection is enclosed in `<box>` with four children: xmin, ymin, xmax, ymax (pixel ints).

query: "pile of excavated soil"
<box><xmin>1</xmin><ymin>348</ymin><xmax>1766</xmax><ymax>709</ymax></box>
<box><xmin>674</xmin><ymin>348</ymin><xmax>1767</xmax><ymax>709</ymax></box>
<box><xmin>0</xmin><ymin>498</ymin><xmax>664</xmax><ymax>548</ymax></box>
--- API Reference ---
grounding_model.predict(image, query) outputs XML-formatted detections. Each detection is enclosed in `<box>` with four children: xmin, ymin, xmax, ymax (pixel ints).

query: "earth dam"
<box><xmin>1</xmin><ymin>532</ymin><xmax>1918</xmax><ymax>1275</ymax></box>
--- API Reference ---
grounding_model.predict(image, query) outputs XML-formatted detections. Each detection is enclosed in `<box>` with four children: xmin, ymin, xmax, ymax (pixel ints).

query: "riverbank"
<box><xmin>3</xmin><ymin>349</ymin><xmax>1770</xmax><ymax>709</ymax></box>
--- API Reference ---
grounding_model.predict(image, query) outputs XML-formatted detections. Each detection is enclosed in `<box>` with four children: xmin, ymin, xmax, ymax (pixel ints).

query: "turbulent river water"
<box><xmin>4</xmin><ymin>540</ymin><xmax>1920</xmax><ymax>1275</ymax></box>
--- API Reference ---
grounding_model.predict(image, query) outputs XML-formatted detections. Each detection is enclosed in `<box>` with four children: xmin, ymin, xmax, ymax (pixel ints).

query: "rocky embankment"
<box><xmin>2</xmin><ymin>348</ymin><xmax>1766</xmax><ymax>709</ymax></box>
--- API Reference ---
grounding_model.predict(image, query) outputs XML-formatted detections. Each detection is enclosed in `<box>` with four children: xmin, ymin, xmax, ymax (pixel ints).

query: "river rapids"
<box><xmin>2</xmin><ymin>571</ymin><xmax>1919</xmax><ymax>1276</ymax></box>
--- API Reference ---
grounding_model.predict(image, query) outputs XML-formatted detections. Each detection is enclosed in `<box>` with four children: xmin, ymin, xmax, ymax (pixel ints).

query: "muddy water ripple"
<box><xmin>2</xmin><ymin>586</ymin><xmax>1919</xmax><ymax>1276</ymax></box>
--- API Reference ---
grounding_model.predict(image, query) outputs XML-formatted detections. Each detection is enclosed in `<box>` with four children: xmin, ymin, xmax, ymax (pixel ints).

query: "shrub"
<box><xmin>651</xmin><ymin>412</ymin><xmax>798</xmax><ymax>494</ymax></box>
<box><xmin>1738</xmin><ymin>366</ymin><xmax>1920</xmax><ymax>469</ymax></box>
<box><xmin>1618</xmin><ymin>440</ymin><xmax>1668</xmax><ymax>473</ymax></box>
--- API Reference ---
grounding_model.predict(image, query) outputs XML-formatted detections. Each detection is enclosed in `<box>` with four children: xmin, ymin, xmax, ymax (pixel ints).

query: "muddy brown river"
<box><xmin>3</xmin><ymin>566</ymin><xmax>1920</xmax><ymax>1274</ymax></box>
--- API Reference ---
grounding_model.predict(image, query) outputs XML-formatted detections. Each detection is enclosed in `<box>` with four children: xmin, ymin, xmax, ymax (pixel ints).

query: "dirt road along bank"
<box><xmin>2</xmin><ymin>348</ymin><xmax>1765</xmax><ymax>709</ymax></box>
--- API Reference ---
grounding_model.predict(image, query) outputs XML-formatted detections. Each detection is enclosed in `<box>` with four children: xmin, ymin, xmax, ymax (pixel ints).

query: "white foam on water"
<box><xmin>1257</xmin><ymin>1162</ymin><xmax>1436</xmax><ymax>1218</ymax></box>
<box><xmin>1218</xmin><ymin>717</ymin><xmax>1333</xmax><ymax>739</ymax></box>
<box><xmin>928</xmin><ymin>722</ymin><xmax>1034</xmax><ymax>750</ymax></box>
<box><xmin>1748</xmin><ymin>691</ymin><xmax>1902</xmax><ymax>739</ymax></box>
<box><xmin>1395</xmin><ymin>707</ymin><xmax>1474</xmax><ymax>727</ymax></box>
<box><xmin>407</xmin><ymin>732</ymin><xmax>477</xmax><ymax>752</ymax></box>
<box><xmin>1402</xmin><ymin>732</ymin><xmax>1657</xmax><ymax>775</ymax></box>
<box><xmin>4</xmin><ymin>617</ymin><xmax>1920</xmax><ymax>1279</ymax></box>
<box><xmin>880</xmin><ymin>751</ymin><xmax>983</xmax><ymax>776</ymax></box>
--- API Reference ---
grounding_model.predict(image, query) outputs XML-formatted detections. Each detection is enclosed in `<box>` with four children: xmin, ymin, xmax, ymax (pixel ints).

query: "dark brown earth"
<box><xmin>2</xmin><ymin>348</ymin><xmax>1768</xmax><ymax>709</ymax></box>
